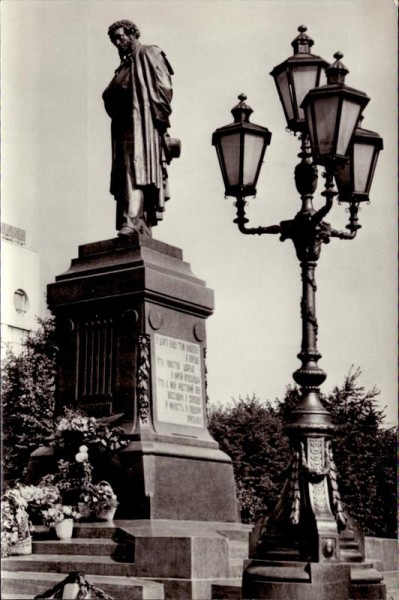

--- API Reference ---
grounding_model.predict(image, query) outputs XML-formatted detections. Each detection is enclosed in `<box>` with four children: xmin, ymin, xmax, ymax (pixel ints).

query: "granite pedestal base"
<box><xmin>115</xmin><ymin>441</ymin><xmax>240</xmax><ymax>521</ymax></box>
<box><xmin>42</xmin><ymin>234</ymin><xmax>240</xmax><ymax>523</ymax></box>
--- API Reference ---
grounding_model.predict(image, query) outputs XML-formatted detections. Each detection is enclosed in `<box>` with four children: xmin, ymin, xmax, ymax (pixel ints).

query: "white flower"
<box><xmin>79</xmin><ymin>445</ymin><xmax>88</xmax><ymax>453</ymax></box>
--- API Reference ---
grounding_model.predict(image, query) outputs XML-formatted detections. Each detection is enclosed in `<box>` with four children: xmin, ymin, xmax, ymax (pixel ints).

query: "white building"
<box><xmin>1</xmin><ymin>223</ymin><xmax>42</xmax><ymax>354</ymax></box>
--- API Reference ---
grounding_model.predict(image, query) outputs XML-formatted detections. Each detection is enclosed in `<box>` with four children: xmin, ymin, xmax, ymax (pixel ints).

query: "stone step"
<box><xmin>2</xmin><ymin>594</ymin><xmax>33</xmax><ymax>599</ymax></box>
<box><xmin>340</xmin><ymin>539</ymin><xmax>362</xmax><ymax>549</ymax></box>
<box><xmin>228</xmin><ymin>539</ymin><xmax>248</xmax><ymax>559</ymax></box>
<box><xmin>32</xmin><ymin>537</ymin><xmax>118</xmax><ymax>556</ymax></box>
<box><xmin>261</xmin><ymin>548</ymin><xmax>303</xmax><ymax>561</ymax></box>
<box><xmin>229</xmin><ymin>557</ymin><xmax>245</xmax><ymax>578</ymax></box>
<box><xmin>350</xmin><ymin>565</ymin><xmax>384</xmax><ymax>583</ymax></box>
<box><xmin>73</xmin><ymin>523</ymin><xmax>119</xmax><ymax>539</ymax></box>
<box><xmin>341</xmin><ymin>548</ymin><xmax>364</xmax><ymax>562</ymax></box>
<box><xmin>2</xmin><ymin>571</ymin><xmax>164</xmax><ymax>599</ymax></box>
<box><xmin>212</xmin><ymin>578</ymin><xmax>242</xmax><ymax>599</ymax></box>
<box><xmin>217</xmin><ymin>527</ymin><xmax>251</xmax><ymax>543</ymax></box>
<box><xmin>2</xmin><ymin>554</ymin><xmax>136</xmax><ymax>578</ymax></box>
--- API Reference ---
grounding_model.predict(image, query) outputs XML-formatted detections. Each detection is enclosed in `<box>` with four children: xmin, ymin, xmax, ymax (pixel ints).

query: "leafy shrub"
<box><xmin>208</xmin><ymin>395</ymin><xmax>290</xmax><ymax>523</ymax></box>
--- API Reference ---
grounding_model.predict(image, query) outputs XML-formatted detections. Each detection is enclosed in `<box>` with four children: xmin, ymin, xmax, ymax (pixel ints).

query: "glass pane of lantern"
<box><xmin>220</xmin><ymin>133</ymin><xmax>241</xmax><ymax>187</ymax></box>
<box><xmin>304</xmin><ymin>103</ymin><xmax>317</xmax><ymax>150</ymax></box>
<box><xmin>319</xmin><ymin>69</ymin><xmax>327</xmax><ymax>86</ymax></box>
<box><xmin>243</xmin><ymin>133</ymin><xmax>265</xmax><ymax>186</ymax></box>
<box><xmin>276</xmin><ymin>70</ymin><xmax>294</xmax><ymax>121</ymax></box>
<box><xmin>353</xmin><ymin>143</ymin><xmax>375</xmax><ymax>193</ymax></box>
<box><xmin>336</xmin><ymin>99</ymin><xmax>362</xmax><ymax>156</ymax></box>
<box><xmin>335</xmin><ymin>161</ymin><xmax>351</xmax><ymax>200</ymax></box>
<box><xmin>292</xmin><ymin>65</ymin><xmax>318</xmax><ymax>121</ymax></box>
<box><xmin>314</xmin><ymin>95</ymin><xmax>339</xmax><ymax>156</ymax></box>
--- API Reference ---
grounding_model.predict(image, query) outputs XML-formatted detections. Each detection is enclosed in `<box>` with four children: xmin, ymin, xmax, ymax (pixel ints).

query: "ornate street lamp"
<box><xmin>212</xmin><ymin>94</ymin><xmax>272</xmax><ymax>198</ymax></box>
<box><xmin>212</xmin><ymin>27</ymin><xmax>384</xmax><ymax>600</ymax></box>
<box><xmin>270</xmin><ymin>25</ymin><xmax>329</xmax><ymax>132</ymax></box>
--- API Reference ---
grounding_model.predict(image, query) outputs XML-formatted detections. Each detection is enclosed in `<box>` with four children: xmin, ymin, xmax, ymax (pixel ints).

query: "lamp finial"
<box><xmin>292</xmin><ymin>25</ymin><xmax>314</xmax><ymax>53</ymax></box>
<box><xmin>231</xmin><ymin>94</ymin><xmax>253</xmax><ymax>123</ymax></box>
<box><xmin>326</xmin><ymin>52</ymin><xmax>349</xmax><ymax>84</ymax></box>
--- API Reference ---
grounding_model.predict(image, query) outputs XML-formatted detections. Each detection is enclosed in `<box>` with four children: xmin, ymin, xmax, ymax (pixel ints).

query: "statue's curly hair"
<box><xmin>108</xmin><ymin>20</ymin><xmax>141</xmax><ymax>41</ymax></box>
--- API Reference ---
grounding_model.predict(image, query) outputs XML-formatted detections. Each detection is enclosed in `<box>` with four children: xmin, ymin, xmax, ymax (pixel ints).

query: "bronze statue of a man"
<box><xmin>103</xmin><ymin>20</ymin><xmax>176</xmax><ymax>236</ymax></box>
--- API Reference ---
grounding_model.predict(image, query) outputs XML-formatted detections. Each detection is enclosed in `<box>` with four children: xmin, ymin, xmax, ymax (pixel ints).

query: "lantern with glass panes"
<box><xmin>334</xmin><ymin>117</ymin><xmax>383</xmax><ymax>203</ymax></box>
<box><xmin>212</xmin><ymin>93</ymin><xmax>271</xmax><ymax>199</ymax></box>
<box><xmin>270</xmin><ymin>25</ymin><xmax>329</xmax><ymax>133</ymax></box>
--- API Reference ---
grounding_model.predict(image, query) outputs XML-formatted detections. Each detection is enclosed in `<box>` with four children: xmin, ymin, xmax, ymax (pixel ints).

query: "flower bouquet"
<box><xmin>52</xmin><ymin>408</ymin><xmax>128</xmax><ymax>458</ymax></box>
<box><xmin>54</xmin><ymin>410</ymin><xmax>99</xmax><ymax>458</ymax></box>
<box><xmin>42</xmin><ymin>504</ymin><xmax>81</xmax><ymax>539</ymax></box>
<box><xmin>40</xmin><ymin>447</ymin><xmax>93</xmax><ymax>506</ymax></box>
<box><xmin>16</xmin><ymin>484</ymin><xmax>61</xmax><ymax>525</ymax></box>
<box><xmin>1</xmin><ymin>488</ymin><xmax>32</xmax><ymax>557</ymax></box>
<box><xmin>82</xmin><ymin>481</ymin><xmax>118</xmax><ymax>521</ymax></box>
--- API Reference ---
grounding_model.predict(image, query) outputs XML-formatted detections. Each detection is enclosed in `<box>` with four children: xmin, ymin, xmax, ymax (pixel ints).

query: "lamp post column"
<box><xmin>253</xmin><ymin>141</ymin><xmax>346</xmax><ymax>562</ymax></box>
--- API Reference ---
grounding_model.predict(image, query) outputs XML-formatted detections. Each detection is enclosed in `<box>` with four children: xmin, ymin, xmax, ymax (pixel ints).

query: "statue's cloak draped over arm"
<box><xmin>131</xmin><ymin>44</ymin><xmax>173</xmax><ymax>188</ymax></box>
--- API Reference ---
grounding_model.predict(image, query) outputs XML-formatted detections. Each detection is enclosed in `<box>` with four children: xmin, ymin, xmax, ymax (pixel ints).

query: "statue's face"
<box><xmin>112</xmin><ymin>27</ymin><xmax>133</xmax><ymax>56</ymax></box>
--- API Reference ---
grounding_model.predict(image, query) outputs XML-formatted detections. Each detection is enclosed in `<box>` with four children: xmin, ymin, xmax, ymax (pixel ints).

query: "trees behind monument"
<box><xmin>2</xmin><ymin>319</ymin><xmax>396</xmax><ymax>538</ymax></box>
<box><xmin>2</xmin><ymin>318</ymin><xmax>57</xmax><ymax>486</ymax></box>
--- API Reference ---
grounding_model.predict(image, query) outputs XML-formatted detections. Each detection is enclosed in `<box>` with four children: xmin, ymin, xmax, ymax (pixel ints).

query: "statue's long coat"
<box><xmin>103</xmin><ymin>43</ymin><xmax>173</xmax><ymax>228</ymax></box>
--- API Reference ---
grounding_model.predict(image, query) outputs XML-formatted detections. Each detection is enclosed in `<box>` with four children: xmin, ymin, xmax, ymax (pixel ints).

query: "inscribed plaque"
<box><xmin>154</xmin><ymin>334</ymin><xmax>204</xmax><ymax>427</ymax></box>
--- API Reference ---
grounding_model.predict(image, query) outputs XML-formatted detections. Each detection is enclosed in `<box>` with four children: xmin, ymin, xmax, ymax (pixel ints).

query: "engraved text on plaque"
<box><xmin>154</xmin><ymin>334</ymin><xmax>204</xmax><ymax>427</ymax></box>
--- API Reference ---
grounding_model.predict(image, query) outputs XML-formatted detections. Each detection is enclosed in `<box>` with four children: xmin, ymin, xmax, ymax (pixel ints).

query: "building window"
<box><xmin>14</xmin><ymin>289</ymin><xmax>29</xmax><ymax>314</ymax></box>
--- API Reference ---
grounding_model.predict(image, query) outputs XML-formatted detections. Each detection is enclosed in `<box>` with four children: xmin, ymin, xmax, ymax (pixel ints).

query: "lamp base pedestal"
<box><xmin>242</xmin><ymin>559</ymin><xmax>386</xmax><ymax>600</ymax></box>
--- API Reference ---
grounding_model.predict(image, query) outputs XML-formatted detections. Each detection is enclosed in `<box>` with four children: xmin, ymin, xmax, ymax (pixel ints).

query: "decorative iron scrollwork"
<box><xmin>203</xmin><ymin>347</ymin><xmax>209</xmax><ymax>407</ymax></box>
<box><xmin>137</xmin><ymin>334</ymin><xmax>151</xmax><ymax>424</ymax></box>
<box><xmin>288</xmin><ymin>449</ymin><xmax>301</xmax><ymax>525</ymax></box>
<box><xmin>326</xmin><ymin>440</ymin><xmax>347</xmax><ymax>528</ymax></box>
<box><xmin>301</xmin><ymin>439</ymin><xmax>331</xmax><ymax>482</ymax></box>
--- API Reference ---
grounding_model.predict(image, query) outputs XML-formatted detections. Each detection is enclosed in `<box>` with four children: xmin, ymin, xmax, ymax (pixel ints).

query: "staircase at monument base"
<box><xmin>1</xmin><ymin>522</ymin><xmax>249</xmax><ymax>600</ymax></box>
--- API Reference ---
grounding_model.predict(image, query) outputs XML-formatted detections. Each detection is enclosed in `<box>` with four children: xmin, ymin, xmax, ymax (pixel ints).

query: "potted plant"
<box><xmin>82</xmin><ymin>481</ymin><xmax>118</xmax><ymax>521</ymax></box>
<box><xmin>1</xmin><ymin>488</ymin><xmax>32</xmax><ymax>557</ymax></box>
<box><xmin>42</xmin><ymin>504</ymin><xmax>81</xmax><ymax>539</ymax></box>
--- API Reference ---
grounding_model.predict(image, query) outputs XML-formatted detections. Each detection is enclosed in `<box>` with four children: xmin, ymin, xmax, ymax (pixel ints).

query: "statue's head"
<box><xmin>108</xmin><ymin>20</ymin><xmax>141</xmax><ymax>55</ymax></box>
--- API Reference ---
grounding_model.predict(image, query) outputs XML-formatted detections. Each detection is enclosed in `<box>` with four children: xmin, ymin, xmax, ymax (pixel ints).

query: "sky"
<box><xmin>2</xmin><ymin>0</ymin><xmax>397</xmax><ymax>427</ymax></box>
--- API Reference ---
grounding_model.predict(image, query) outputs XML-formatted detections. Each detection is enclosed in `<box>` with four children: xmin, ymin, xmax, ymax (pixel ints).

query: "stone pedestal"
<box><xmin>111</xmin><ymin>519</ymin><xmax>251</xmax><ymax>599</ymax></box>
<box><xmin>45</xmin><ymin>233</ymin><xmax>239</xmax><ymax>522</ymax></box>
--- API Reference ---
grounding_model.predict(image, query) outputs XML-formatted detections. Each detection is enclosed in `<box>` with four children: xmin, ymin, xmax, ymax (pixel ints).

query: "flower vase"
<box><xmin>96</xmin><ymin>506</ymin><xmax>116</xmax><ymax>521</ymax></box>
<box><xmin>55</xmin><ymin>518</ymin><xmax>74</xmax><ymax>539</ymax></box>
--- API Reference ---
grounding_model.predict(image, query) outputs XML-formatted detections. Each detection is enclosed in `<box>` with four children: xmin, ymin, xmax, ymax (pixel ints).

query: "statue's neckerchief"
<box><xmin>115</xmin><ymin>40</ymin><xmax>140</xmax><ymax>73</ymax></box>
